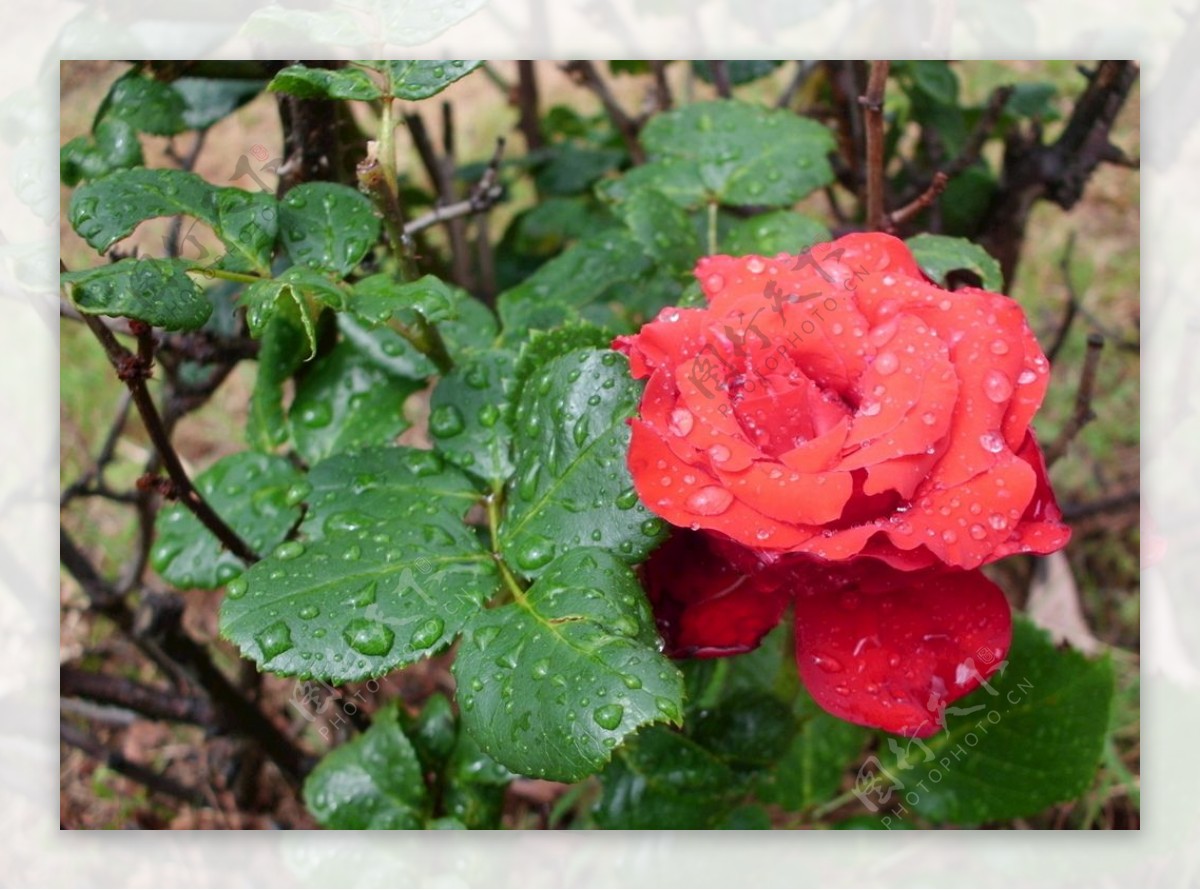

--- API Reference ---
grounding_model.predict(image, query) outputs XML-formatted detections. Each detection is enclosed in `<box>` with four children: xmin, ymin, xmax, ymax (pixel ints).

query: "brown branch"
<box><xmin>64</xmin><ymin>290</ymin><xmax>259</xmax><ymax>565</ymax></box>
<box><xmin>708</xmin><ymin>61</ymin><xmax>732</xmax><ymax>98</ymax></box>
<box><xmin>888</xmin><ymin>171</ymin><xmax>948</xmax><ymax>229</ymax></box>
<box><xmin>861</xmin><ymin>61</ymin><xmax>890</xmax><ymax>231</ymax></box>
<box><xmin>515</xmin><ymin>61</ymin><xmax>543</xmax><ymax>151</ymax></box>
<box><xmin>61</xmin><ymin>721</ymin><xmax>211</xmax><ymax>808</ymax></box>
<box><xmin>776</xmin><ymin>61</ymin><xmax>817</xmax><ymax>110</ymax></box>
<box><xmin>1046</xmin><ymin>333</ymin><xmax>1104</xmax><ymax>466</ymax></box>
<box><xmin>1047</xmin><ymin>233</ymin><xmax>1081</xmax><ymax>363</ymax></box>
<box><xmin>402</xmin><ymin>138</ymin><xmax>506</xmax><ymax>238</ymax></box>
<box><xmin>946</xmin><ymin>85</ymin><xmax>1014</xmax><ymax>179</ymax></box>
<box><xmin>561</xmin><ymin>60</ymin><xmax>646</xmax><ymax>164</ymax></box>
<box><xmin>62</xmin><ymin>664</ymin><xmax>217</xmax><ymax>726</ymax></box>
<box><xmin>650</xmin><ymin>61</ymin><xmax>674</xmax><ymax>112</ymax></box>
<box><xmin>1062</xmin><ymin>489</ymin><xmax>1139</xmax><ymax>523</ymax></box>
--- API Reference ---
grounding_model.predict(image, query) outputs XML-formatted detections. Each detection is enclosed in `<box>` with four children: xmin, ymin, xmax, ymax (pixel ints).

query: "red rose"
<box><xmin>616</xmin><ymin>233</ymin><xmax>1071</xmax><ymax>737</ymax></box>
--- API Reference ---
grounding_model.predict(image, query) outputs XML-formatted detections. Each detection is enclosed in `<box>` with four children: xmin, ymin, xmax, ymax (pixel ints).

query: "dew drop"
<box><xmin>515</xmin><ymin>535</ymin><xmax>556</xmax><ymax>571</ymax></box>
<box><xmin>921</xmin><ymin>411</ymin><xmax>938</xmax><ymax>426</ymax></box>
<box><xmin>812</xmin><ymin>653</ymin><xmax>844</xmax><ymax>673</ymax></box>
<box><xmin>983</xmin><ymin>370</ymin><xmax>1013</xmax><ymax>403</ymax></box>
<box><xmin>255</xmin><ymin>621</ymin><xmax>294</xmax><ymax>661</ymax></box>
<box><xmin>274</xmin><ymin>540</ymin><xmax>304</xmax><ymax>560</ymax></box>
<box><xmin>979</xmin><ymin>431</ymin><xmax>1005</xmax><ymax>454</ymax></box>
<box><xmin>969</xmin><ymin>524</ymin><xmax>988</xmax><ymax>540</ymax></box>
<box><xmin>708</xmin><ymin>443</ymin><xmax>732</xmax><ymax>464</ymax></box>
<box><xmin>942</xmin><ymin>529</ymin><xmax>958</xmax><ymax>544</ymax></box>
<box><xmin>409</xmin><ymin>617</ymin><xmax>445</xmax><ymax>649</ymax></box>
<box><xmin>298</xmin><ymin>604</ymin><xmax>320</xmax><ymax>620</ymax></box>
<box><xmin>342</xmin><ymin>618</ymin><xmax>395</xmax><ymax>657</ymax></box>
<box><xmin>1017</xmin><ymin>369</ymin><xmax>1037</xmax><ymax>385</ymax></box>
<box><xmin>615</xmin><ymin>487</ymin><xmax>639</xmax><ymax>510</ymax></box>
<box><xmin>989</xmin><ymin>339</ymin><xmax>1010</xmax><ymax>355</ymax></box>
<box><xmin>225</xmin><ymin>577</ymin><xmax>248</xmax><ymax>600</ymax></box>
<box><xmin>477</xmin><ymin>403</ymin><xmax>501</xmax><ymax>428</ymax></box>
<box><xmin>592</xmin><ymin>703</ymin><xmax>624</xmax><ymax>731</ymax></box>
<box><xmin>746</xmin><ymin>257</ymin><xmax>765</xmax><ymax>274</ymax></box>
<box><xmin>873</xmin><ymin>351</ymin><xmax>899</xmax><ymax>376</ymax></box>
<box><xmin>685</xmin><ymin>485</ymin><xmax>733</xmax><ymax>516</ymax></box>
<box><xmin>429</xmin><ymin>404</ymin><xmax>466</xmax><ymax>438</ymax></box>
<box><xmin>988</xmin><ymin>513</ymin><xmax>1008</xmax><ymax>531</ymax></box>
<box><xmin>860</xmin><ymin>401</ymin><xmax>882</xmax><ymax>417</ymax></box>
<box><xmin>668</xmin><ymin>407</ymin><xmax>694</xmax><ymax>437</ymax></box>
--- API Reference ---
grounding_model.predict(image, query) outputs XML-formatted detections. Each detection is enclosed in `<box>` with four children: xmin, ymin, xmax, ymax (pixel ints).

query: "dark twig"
<box><xmin>561</xmin><ymin>61</ymin><xmax>646</xmax><ymax>164</ymax></box>
<box><xmin>1046</xmin><ymin>333</ymin><xmax>1105</xmax><ymax>466</ymax></box>
<box><xmin>888</xmin><ymin>171</ymin><xmax>948</xmax><ymax>229</ymax></box>
<box><xmin>861</xmin><ymin>61</ymin><xmax>890</xmax><ymax>231</ymax></box>
<box><xmin>1062</xmin><ymin>489</ymin><xmax>1139</xmax><ymax>523</ymax></box>
<box><xmin>650</xmin><ymin>61</ymin><xmax>674</xmax><ymax>112</ymax></box>
<box><xmin>945</xmin><ymin>85</ymin><xmax>1014</xmax><ymax>179</ymax></box>
<box><xmin>1047</xmin><ymin>233</ymin><xmax>1081</xmax><ymax>363</ymax></box>
<box><xmin>62</xmin><ymin>664</ymin><xmax>217</xmax><ymax>726</ymax></box>
<box><xmin>440</xmin><ymin>102</ymin><xmax>473</xmax><ymax>290</ymax></box>
<box><xmin>61</xmin><ymin>720</ymin><xmax>210</xmax><ymax>808</ymax></box>
<box><xmin>708</xmin><ymin>61</ymin><xmax>732</xmax><ymax>98</ymax></box>
<box><xmin>402</xmin><ymin>137</ymin><xmax>506</xmax><ymax>238</ymax></box>
<box><xmin>515</xmin><ymin>61</ymin><xmax>544</xmax><ymax>151</ymax></box>
<box><xmin>776</xmin><ymin>61</ymin><xmax>818</xmax><ymax>110</ymax></box>
<box><xmin>64</xmin><ymin>281</ymin><xmax>259</xmax><ymax>565</ymax></box>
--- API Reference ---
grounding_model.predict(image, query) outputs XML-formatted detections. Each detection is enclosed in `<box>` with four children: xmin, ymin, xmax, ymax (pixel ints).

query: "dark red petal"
<box><xmin>641</xmin><ymin>531</ymin><xmax>790</xmax><ymax>657</ymax></box>
<box><xmin>793</xmin><ymin>564</ymin><xmax>1012</xmax><ymax>737</ymax></box>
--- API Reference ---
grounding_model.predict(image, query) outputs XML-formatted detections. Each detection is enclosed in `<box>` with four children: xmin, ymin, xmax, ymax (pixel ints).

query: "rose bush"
<box><xmin>617</xmin><ymin>232</ymin><xmax>1071</xmax><ymax>737</ymax></box>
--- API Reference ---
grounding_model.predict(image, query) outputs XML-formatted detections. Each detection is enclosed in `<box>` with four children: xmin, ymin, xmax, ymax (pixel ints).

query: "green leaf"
<box><xmin>453</xmin><ymin>549</ymin><xmax>685</xmax><ymax>782</ymax></box>
<box><xmin>1004</xmin><ymin>82</ymin><xmax>1060</xmax><ymax>122</ymax></box>
<box><xmin>350</xmin><ymin>273</ymin><xmax>458</xmax><ymax>327</ymax></box>
<box><xmin>509</xmin><ymin>323</ymin><xmax>615</xmax><ymax>415</ymax></box>
<box><xmin>60</xmin><ymin>118</ymin><xmax>144</xmax><ymax>186</ymax></box>
<box><xmin>68</xmin><ymin>168</ymin><xmax>215</xmax><ymax>253</ymax></box>
<box><xmin>594</xmin><ymin>726</ymin><xmax>739</xmax><ymax>829</ymax></box>
<box><xmin>303</xmin><ymin>703</ymin><xmax>427</xmax><ymax>829</ymax></box>
<box><xmin>429</xmin><ymin>348</ymin><xmax>517</xmax><ymax>485</ymax></box>
<box><xmin>289</xmin><ymin>340</ymin><xmax>422</xmax><ymax>464</ymax></box>
<box><xmin>375</xmin><ymin>60</ymin><xmax>482</xmax><ymax>100</ymax></box>
<box><xmin>719</xmin><ymin>805</ymin><xmax>774</xmax><ymax>829</ymax></box>
<box><xmin>300</xmin><ymin>446</ymin><xmax>482</xmax><ymax>540</ymax></box>
<box><xmin>755</xmin><ymin>690</ymin><xmax>869</xmax><ymax>811</ymax></box>
<box><xmin>337</xmin><ymin>314</ymin><xmax>436</xmax><ymax>380</ymax></box>
<box><xmin>268</xmin><ymin>64</ymin><xmax>383</xmax><ymax>101</ymax></box>
<box><xmin>512</xmin><ymin>197</ymin><xmax>616</xmax><ymax>255</ymax></box>
<box><xmin>939</xmin><ymin>167</ymin><xmax>998</xmax><ymax>237</ymax></box>
<box><xmin>98</xmin><ymin>71</ymin><xmax>187</xmax><ymax>136</ymax></box>
<box><xmin>691</xmin><ymin>60</ymin><xmax>783</xmax><ymax>86</ymax></box>
<box><xmin>172</xmin><ymin>77</ymin><xmax>266</xmax><ymax>130</ymax></box>
<box><xmin>279</xmin><ymin>182</ymin><xmax>380</xmax><ymax>277</ymax></box>
<box><xmin>615</xmin><ymin>187</ymin><xmax>701</xmax><ymax>274</ymax></box>
<box><xmin>220</xmin><ymin>447</ymin><xmax>497</xmax><ymax>683</ymax></box>
<box><xmin>497</xmin><ymin>231</ymin><xmax>651</xmax><ymax>340</ymax></box>
<box><xmin>533</xmin><ymin>144</ymin><xmax>625</xmax><ymax>196</ymax></box>
<box><xmin>608</xmin><ymin>100</ymin><xmax>836</xmax><ymax>209</ymax></box>
<box><xmin>67</xmin><ymin>168</ymin><xmax>278</xmax><ymax>275</ymax></box>
<box><xmin>901</xmin><ymin>61</ymin><xmax>960</xmax><ymax>105</ymax></box>
<box><xmin>241</xmin><ymin>266</ymin><xmax>348</xmax><ymax>340</ymax></box>
<box><xmin>247</xmin><ymin>304</ymin><xmax>309</xmax><ymax>451</ymax></box>
<box><xmin>501</xmin><ymin>349</ymin><xmax>665</xmax><ymax>579</ymax></box>
<box><xmin>723</xmin><ymin>211</ymin><xmax>832</xmax><ymax>256</ymax></box>
<box><xmin>62</xmin><ymin>258</ymin><xmax>211</xmax><ymax>331</ymax></box>
<box><xmin>690</xmin><ymin>691</ymin><xmax>797</xmax><ymax>770</ymax></box>
<box><xmin>873</xmin><ymin>619</ymin><xmax>1114</xmax><ymax>825</ymax></box>
<box><xmin>151</xmin><ymin>452</ymin><xmax>304</xmax><ymax>589</ymax></box>
<box><xmin>906</xmin><ymin>233</ymin><xmax>1004</xmax><ymax>291</ymax></box>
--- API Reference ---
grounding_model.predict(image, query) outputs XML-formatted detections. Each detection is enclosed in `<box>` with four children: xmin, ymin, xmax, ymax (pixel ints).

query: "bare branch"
<box><xmin>708</xmin><ymin>61</ymin><xmax>732</xmax><ymax>98</ymax></box>
<box><xmin>889</xmin><ymin>171</ymin><xmax>948</xmax><ymax>229</ymax></box>
<box><xmin>515</xmin><ymin>61</ymin><xmax>544</xmax><ymax>151</ymax></box>
<box><xmin>1046</xmin><ymin>333</ymin><xmax>1104</xmax><ymax>466</ymax></box>
<box><xmin>561</xmin><ymin>61</ymin><xmax>646</xmax><ymax>164</ymax></box>
<box><xmin>861</xmin><ymin>61</ymin><xmax>890</xmax><ymax>231</ymax></box>
<box><xmin>61</xmin><ymin>720</ymin><xmax>211</xmax><ymax>808</ymax></box>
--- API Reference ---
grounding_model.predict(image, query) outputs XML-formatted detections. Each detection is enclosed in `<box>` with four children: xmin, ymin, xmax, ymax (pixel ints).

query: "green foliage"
<box><xmin>501</xmin><ymin>349</ymin><xmax>666</xmax><ymax>578</ymax></box>
<box><xmin>453</xmin><ymin>549</ymin><xmax>685</xmax><ymax>782</ymax></box>
<box><xmin>874</xmin><ymin>619</ymin><xmax>1114</xmax><ymax>825</ymax></box>
<box><xmin>61</xmin><ymin>60</ymin><xmax>1128</xmax><ymax>832</ymax></box>
<box><xmin>152</xmin><ymin>452</ymin><xmax>305</xmax><ymax>589</ymax></box>
<box><xmin>219</xmin><ymin>447</ymin><xmax>498</xmax><ymax>683</ymax></box>
<box><xmin>303</xmin><ymin>703</ymin><xmax>429</xmax><ymax>828</ymax></box>
<box><xmin>603</xmin><ymin>99</ymin><xmax>836</xmax><ymax>209</ymax></box>
<box><xmin>61</xmin><ymin>258</ymin><xmax>211</xmax><ymax>331</ymax></box>
<box><xmin>906</xmin><ymin>233</ymin><xmax>1004</xmax><ymax>291</ymax></box>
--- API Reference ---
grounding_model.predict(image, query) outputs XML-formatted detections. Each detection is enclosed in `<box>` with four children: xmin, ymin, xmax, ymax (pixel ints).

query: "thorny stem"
<box><xmin>63</xmin><ymin>271</ymin><xmax>259</xmax><ymax>564</ymax></box>
<box><xmin>862</xmin><ymin>61</ymin><xmax>890</xmax><ymax>231</ymax></box>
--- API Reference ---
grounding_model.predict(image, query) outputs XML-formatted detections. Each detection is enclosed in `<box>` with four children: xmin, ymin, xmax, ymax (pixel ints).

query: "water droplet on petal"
<box><xmin>708</xmin><ymin>444</ymin><xmax>732</xmax><ymax>464</ymax></box>
<box><xmin>983</xmin><ymin>370</ymin><xmax>1013</xmax><ymax>403</ymax></box>
<box><xmin>873</xmin><ymin>351</ymin><xmax>899</xmax><ymax>376</ymax></box>
<box><xmin>685</xmin><ymin>485</ymin><xmax>733</xmax><ymax>516</ymax></box>
<box><xmin>1017</xmin><ymin>369</ymin><xmax>1037</xmax><ymax>385</ymax></box>
<box><xmin>668</xmin><ymin>407</ymin><xmax>694</xmax><ymax>437</ymax></box>
<box><xmin>812</xmin><ymin>653</ymin><xmax>844</xmax><ymax>673</ymax></box>
<box><xmin>979</xmin><ymin>431</ymin><xmax>1005</xmax><ymax>454</ymax></box>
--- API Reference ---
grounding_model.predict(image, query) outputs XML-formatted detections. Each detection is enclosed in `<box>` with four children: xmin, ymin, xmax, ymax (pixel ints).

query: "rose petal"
<box><xmin>988</xmin><ymin>431</ymin><xmax>1072</xmax><ymax>559</ymax></box>
<box><xmin>614</xmin><ymin>306</ymin><xmax>712</xmax><ymax>379</ymax></box>
<box><xmin>713</xmin><ymin>459</ymin><xmax>855</xmax><ymax>527</ymax></box>
<box><xmin>793</xmin><ymin>564</ymin><xmax>1012</xmax><ymax>737</ymax></box>
<box><xmin>628</xmin><ymin>419</ymin><xmax>812</xmax><ymax>549</ymax></box>
<box><xmin>641</xmin><ymin>531</ymin><xmax>790</xmax><ymax>657</ymax></box>
<box><xmin>901</xmin><ymin>450</ymin><xmax>1038</xmax><ymax>569</ymax></box>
